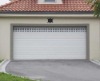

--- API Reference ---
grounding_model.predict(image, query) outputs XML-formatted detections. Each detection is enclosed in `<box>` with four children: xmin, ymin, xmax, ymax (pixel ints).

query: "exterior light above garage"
<box><xmin>48</xmin><ymin>18</ymin><xmax>53</xmax><ymax>23</ymax></box>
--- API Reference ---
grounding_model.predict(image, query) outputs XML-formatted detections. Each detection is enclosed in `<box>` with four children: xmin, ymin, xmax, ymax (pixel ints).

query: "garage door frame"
<box><xmin>10</xmin><ymin>24</ymin><xmax>89</xmax><ymax>60</ymax></box>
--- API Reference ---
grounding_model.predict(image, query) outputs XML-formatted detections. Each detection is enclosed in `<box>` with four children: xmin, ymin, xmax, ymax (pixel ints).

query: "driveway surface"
<box><xmin>6</xmin><ymin>60</ymin><xmax>100</xmax><ymax>81</ymax></box>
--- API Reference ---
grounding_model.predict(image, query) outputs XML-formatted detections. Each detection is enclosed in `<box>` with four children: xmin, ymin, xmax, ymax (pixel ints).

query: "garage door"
<box><xmin>13</xmin><ymin>26</ymin><xmax>86</xmax><ymax>60</ymax></box>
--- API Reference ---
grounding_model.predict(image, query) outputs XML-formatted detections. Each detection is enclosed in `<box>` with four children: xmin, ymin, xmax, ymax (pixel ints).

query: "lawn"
<box><xmin>0</xmin><ymin>73</ymin><xmax>37</xmax><ymax>81</ymax></box>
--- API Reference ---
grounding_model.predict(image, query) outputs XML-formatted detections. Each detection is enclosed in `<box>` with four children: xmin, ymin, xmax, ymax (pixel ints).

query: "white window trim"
<box><xmin>38</xmin><ymin>0</ymin><xmax>63</xmax><ymax>4</ymax></box>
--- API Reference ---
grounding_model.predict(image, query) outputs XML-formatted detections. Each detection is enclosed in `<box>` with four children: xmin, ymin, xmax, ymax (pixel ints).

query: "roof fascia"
<box><xmin>0</xmin><ymin>14</ymin><xmax>94</xmax><ymax>18</ymax></box>
<box><xmin>0</xmin><ymin>11</ymin><xmax>93</xmax><ymax>14</ymax></box>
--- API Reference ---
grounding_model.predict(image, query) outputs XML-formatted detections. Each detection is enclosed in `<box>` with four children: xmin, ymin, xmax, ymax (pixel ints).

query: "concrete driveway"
<box><xmin>6</xmin><ymin>60</ymin><xmax>100</xmax><ymax>81</ymax></box>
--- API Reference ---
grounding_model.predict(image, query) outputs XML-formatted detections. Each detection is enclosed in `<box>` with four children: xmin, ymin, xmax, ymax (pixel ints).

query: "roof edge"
<box><xmin>0</xmin><ymin>13</ymin><xmax>95</xmax><ymax>18</ymax></box>
<box><xmin>0</xmin><ymin>11</ymin><xmax>93</xmax><ymax>14</ymax></box>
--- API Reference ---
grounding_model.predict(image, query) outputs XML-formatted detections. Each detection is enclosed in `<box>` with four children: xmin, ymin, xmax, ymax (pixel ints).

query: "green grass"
<box><xmin>0</xmin><ymin>73</ymin><xmax>37</xmax><ymax>81</ymax></box>
<box><xmin>0</xmin><ymin>60</ymin><xmax>3</xmax><ymax>63</ymax></box>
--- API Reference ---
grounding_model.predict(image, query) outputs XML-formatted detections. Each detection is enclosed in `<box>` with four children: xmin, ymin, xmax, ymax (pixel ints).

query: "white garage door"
<box><xmin>13</xmin><ymin>26</ymin><xmax>86</xmax><ymax>60</ymax></box>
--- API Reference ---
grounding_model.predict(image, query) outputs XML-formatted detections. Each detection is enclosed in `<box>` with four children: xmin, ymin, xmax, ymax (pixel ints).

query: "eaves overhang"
<box><xmin>0</xmin><ymin>11</ymin><xmax>93</xmax><ymax>14</ymax></box>
<box><xmin>0</xmin><ymin>11</ymin><xmax>94</xmax><ymax>18</ymax></box>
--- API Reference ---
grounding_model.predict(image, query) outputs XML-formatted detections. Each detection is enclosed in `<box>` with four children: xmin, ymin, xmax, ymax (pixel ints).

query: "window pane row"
<box><xmin>13</xmin><ymin>26</ymin><xmax>86</xmax><ymax>32</ymax></box>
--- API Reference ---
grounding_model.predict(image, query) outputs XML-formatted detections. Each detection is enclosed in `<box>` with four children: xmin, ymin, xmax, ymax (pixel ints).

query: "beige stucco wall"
<box><xmin>0</xmin><ymin>16</ymin><xmax>100</xmax><ymax>60</ymax></box>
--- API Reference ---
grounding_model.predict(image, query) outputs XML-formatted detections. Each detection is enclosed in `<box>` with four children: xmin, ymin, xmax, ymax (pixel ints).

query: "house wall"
<box><xmin>0</xmin><ymin>17</ymin><xmax>100</xmax><ymax>60</ymax></box>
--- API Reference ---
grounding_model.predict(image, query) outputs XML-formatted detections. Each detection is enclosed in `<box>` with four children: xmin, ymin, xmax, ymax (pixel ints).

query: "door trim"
<box><xmin>10</xmin><ymin>24</ymin><xmax>89</xmax><ymax>61</ymax></box>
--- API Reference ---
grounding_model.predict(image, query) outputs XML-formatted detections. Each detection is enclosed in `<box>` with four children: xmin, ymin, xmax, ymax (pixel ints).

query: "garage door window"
<box><xmin>13</xmin><ymin>27</ymin><xmax>86</xmax><ymax>32</ymax></box>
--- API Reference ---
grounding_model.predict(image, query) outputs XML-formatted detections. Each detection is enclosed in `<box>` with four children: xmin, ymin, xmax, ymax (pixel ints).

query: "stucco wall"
<box><xmin>0</xmin><ymin>17</ymin><xmax>100</xmax><ymax>60</ymax></box>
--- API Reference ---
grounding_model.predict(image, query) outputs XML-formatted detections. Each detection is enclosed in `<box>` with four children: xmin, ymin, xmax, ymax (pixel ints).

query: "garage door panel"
<box><xmin>14</xmin><ymin>47</ymin><xmax>85</xmax><ymax>52</ymax></box>
<box><xmin>13</xmin><ymin>26</ymin><xmax>86</xmax><ymax>60</ymax></box>
<box><xmin>14</xmin><ymin>55</ymin><xmax>86</xmax><ymax>60</ymax></box>
<box><xmin>14</xmin><ymin>32</ymin><xmax>86</xmax><ymax>39</ymax></box>
<box><xmin>14</xmin><ymin>40</ymin><xmax>86</xmax><ymax>47</ymax></box>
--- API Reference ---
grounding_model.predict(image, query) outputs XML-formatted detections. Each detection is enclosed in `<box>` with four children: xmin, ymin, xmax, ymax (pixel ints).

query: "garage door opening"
<box><xmin>13</xmin><ymin>26</ymin><xmax>87</xmax><ymax>60</ymax></box>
